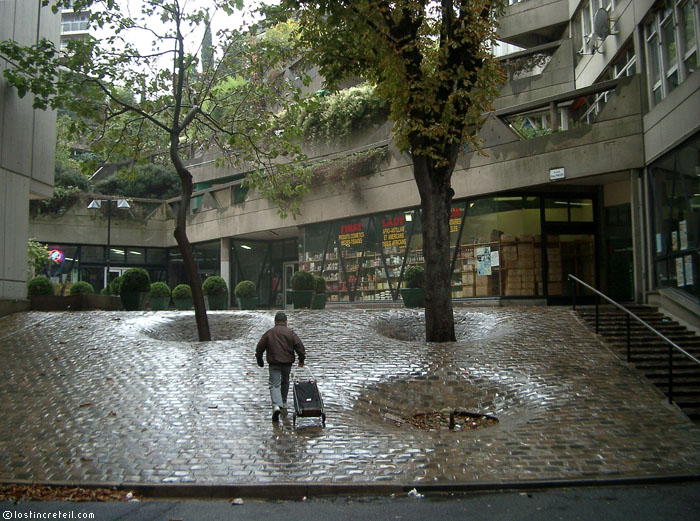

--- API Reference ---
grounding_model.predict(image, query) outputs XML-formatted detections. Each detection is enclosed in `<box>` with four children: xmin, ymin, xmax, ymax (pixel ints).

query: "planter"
<box><xmin>237</xmin><ymin>296</ymin><xmax>257</xmax><ymax>310</ymax></box>
<box><xmin>149</xmin><ymin>296</ymin><xmax>171</xmax><ymax>311</ymax></box>
<box><xmin>120</xmin><ymin>291</ymin><xmax>148</xmax><ymax>311</ymax></box>
<box><xmin>206</xmin><ymin>295</ymin><xmax>229</xmax><ymax>310</ymax></box>
<box><xmin>173</xmin><ymin>298</ymin><xmax>193</xmax><ymax>311</ymax></box>
<box><xmin>290</xmin><ymin>290</ymin><xmax>314</xmax><ymax>309</ymax></box>
<box><xmin>30</xmin><ymin>295</ymin><xmax>82</xmax><ymax>311</ymax></box>
<box><xmin>83</xmin><ymin>294</ymin><xmax>122</xmax><ymax>311</ymax></box>
<box><xmin>311</xmin><ymin>293</ymin><xmax>327</xmax><ymax>309</ymax></box>
<box><xmin>399</xmin><ymin>288</ymin><xmax>425</xmax><ymax>308</ymax></box>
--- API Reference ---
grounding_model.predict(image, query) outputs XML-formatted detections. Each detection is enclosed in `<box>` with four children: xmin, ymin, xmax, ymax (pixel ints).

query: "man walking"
<box><xmin>256</xmin><ymin>311</ymin><xmax>305</xmax><ymax>422</ymax></box>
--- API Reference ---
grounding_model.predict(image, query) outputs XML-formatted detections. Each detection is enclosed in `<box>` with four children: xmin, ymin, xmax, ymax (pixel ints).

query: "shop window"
<box><xmin>545</xmin><ymin>199</ymin><xmax>569</xmax><ymax>222</ymax></box>
<box><xmin>570</xmin><ymin>199</ymin><xmax>595</xmax><ymax>222</ymax></box>
<box><xmin>147</xmin><ymin>248</ymin><xmax>168</xmax><ymax>265</ymax></box>
<box><xmin>126</xmin><ymin>248</ymin><xmax>145</xmax><ymax>264</ymax></box>
<box><xmin>649</xmin><ymin>132</ymin><xmax>700</xmax><ymax>303</ymax></box>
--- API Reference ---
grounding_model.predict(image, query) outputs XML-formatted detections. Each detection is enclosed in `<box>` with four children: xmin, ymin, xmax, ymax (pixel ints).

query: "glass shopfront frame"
<box><xmin>298</xmin><ymin>193</ymin><xmax>599</xmax><ymax>303</ymax></box>
<box><xmin>648</xmin><ymin>132</ymin><xmax>700</xmax><ymax>304</ymax></box>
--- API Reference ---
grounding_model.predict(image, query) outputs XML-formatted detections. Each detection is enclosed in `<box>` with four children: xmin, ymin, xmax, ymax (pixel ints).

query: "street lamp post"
<box><xmin>88</xmin><ymin>198</ymin><xmax>131</xmax><ymax>289</ymax></box>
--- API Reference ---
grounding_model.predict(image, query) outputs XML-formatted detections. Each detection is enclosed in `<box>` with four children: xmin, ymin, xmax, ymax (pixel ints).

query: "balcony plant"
<box><xmin>119</xmin><ymin>268</ymin><xmax>151</xmax><ymax>311</ymax></box>
<box><xmin>311</xmin><ymin>275</ymin><xmax>327</xmax><ymax>309</ymax></box>
<box><xmin>203</xmin><ymin>275</ymin><xmax>229</xmax><ymax>310</ymax></box>
<box><xmin>290</xmin><ymin>270</ymin><xmax>315</xmax><ymax>309</ymax></box>
<box><xmin>234</xmin><ymin>280</ymin><xmax>257</xmax><ymax>310</ymax></box>
<box><xmin>400</xmin><ymin>265</ymin><xmax>425</xmax><ymax>308</ymax></box>
<box><xmin>149</xmin><ymin>282</ymin><xmax>171</xmax><ymax>311</ymax></box>
<box><xmin>172</xmin><ymin>283</ymin><xmax>193</xmax><ymax>310</ymax></box>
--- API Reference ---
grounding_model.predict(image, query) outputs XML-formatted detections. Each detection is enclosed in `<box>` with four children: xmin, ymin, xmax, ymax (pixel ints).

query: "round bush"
<box><xmin>203</xmin><ymin>276</ymin><xmax>228</xmax><ymax>296</ymax></box>
<box><xmin>27</xmin><ymin>276</ymin><xmax>54</xmax><ymax>296</ymax></box>
<box><xmin>109</xmin><ymin>276</ymin><xmax>122</xmax><ymax>296</ymax></box>
<box><xmin>69</xmin><ymin>281</ymin><xmax>95</xmax><ymax>295</ymax></box>
<box><xmin>172</xmin><ymin>284</ymin><xmax>192</xmax><ymax>299</ymax></box>
<box><xmin>291</xmin><ymin>270</ymin><xmax>315</xmax><ymax>291</ymax></box>
<box><xmin>234</xmin><ymin>280</ymin><xmax>256</xmax><ymax>298</ymax></box>
<box><xmin>314</xmin><ymin>275</ymin><xmax>326</xmax><ymax>294</ymax></box>
<box><xmin>120</xmin><ymin>268</ymin><xmax>151</xmax><ymax>293</ymax></box>
<box><xmin>100</xmin><ymin>287</ymin><xmax>110</xmax><ymax>295</ymax></box>
<box><xmin>149</xmin><ymin>282</ymin><xmax>171</xmax><ymax>297</ymax></box>
<box><xmin>403</xmin><ymin>265</ymin><xmax>424</xmax><ymax>288</ymax></box>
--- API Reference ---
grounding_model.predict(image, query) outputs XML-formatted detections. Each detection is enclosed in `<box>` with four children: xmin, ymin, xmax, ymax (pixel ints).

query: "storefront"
<box><xmin>298</xmin><ymin>193</ymin><xmax>600</xmax><ymax>304</ymax></box>
<box><xmin>648</xmin><ymin>132</ymin><xmax>700</xmax><ymax>305</ymax></box>
<box><xmin>41</xmin><ymin>243</ymin><xmax>170</xmax><ymax>291</ymax></box>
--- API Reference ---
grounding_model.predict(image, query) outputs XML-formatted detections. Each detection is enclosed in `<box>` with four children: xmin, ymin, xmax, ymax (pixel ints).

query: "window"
<box><xmin>61</xmin><ymin>12</ymin><xmax>89</xmax><ymax>33</ymax></box>
<box><xmin>574</xmin><ymin>1</ymin><xmax>617</xmax><ymax>58</ymax></box>
<box><xmin>645</xmin><ymin>0</ymin><xmax>700</xmax><ymax>106</ymax></box>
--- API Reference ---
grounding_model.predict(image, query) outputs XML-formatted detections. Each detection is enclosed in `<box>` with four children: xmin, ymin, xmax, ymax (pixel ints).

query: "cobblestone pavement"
<box><xmin>1</xmin><ymin>307</ymin><xmax>699</xmax><ymax>486</ymax></box>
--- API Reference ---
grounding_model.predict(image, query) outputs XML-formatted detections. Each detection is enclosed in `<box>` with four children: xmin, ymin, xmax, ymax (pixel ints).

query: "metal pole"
<box><xmin>595</xmin><ymin>294</ymin><xmax>599</xmax><ymax>334</ymax></box>
<box><xmin>626</xmin><ymin>313</ymin><xmax>631</xmax><ymax>362</ymax></box>
<box><xmin>668</xmin><ymin>343</ymin><xmax>673</xmax><ymax>404</ymax></box>
<box><xmin>106</xmin><ymin>200</ymin><xmax>112</xmax><ymax>289</ymax></box>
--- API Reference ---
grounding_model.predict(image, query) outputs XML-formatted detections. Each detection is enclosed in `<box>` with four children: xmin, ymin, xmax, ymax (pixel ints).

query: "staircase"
<box><xmin>576</xmin><ymin>304</ymin><xmax>700</xmax><ymax>423</ymax></box>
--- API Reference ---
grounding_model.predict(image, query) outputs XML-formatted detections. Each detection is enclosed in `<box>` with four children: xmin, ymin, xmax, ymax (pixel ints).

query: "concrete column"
<box><xmin>630</xmin><ymin>168</ymin><xmax>647</xmax><ymax>304</ymax></box>
<box><xmin>220</xmin><ymin>237</ymin><xmax>231</xmax><ymax>300</ymax></box>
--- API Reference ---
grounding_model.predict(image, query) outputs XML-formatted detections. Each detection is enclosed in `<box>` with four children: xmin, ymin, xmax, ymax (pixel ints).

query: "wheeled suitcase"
<box><xmin>292</xmin><ymin>368</ymin><xmax>326</xmax><ymax>427</ymax></box>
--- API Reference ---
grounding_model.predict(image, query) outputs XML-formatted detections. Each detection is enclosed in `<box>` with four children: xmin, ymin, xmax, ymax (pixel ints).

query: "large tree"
<box><xmin>268</xmin><ymin>0</ymin><xmax>505</xmax><ymax>341</ymax></box>
<box><xmin>1</xmin><ymin>0</ymin><xmax>305</xmax><ymax>340</ymax></box>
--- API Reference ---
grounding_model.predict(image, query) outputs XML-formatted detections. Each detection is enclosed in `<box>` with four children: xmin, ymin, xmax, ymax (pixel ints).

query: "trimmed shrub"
<box><xmin>109</xmin><ymin>276</ymin><xmax>122</xmax><ymax>296</ymax></box>
<box><xmin>100</xmin><ymin>287</ymin><xmax>110</xmax><ymax>295</ymax></box>
<box><xmin>203</xmin><ymin>276</ymin><xmax>228</xmax><ymax>296</ymax></box>
<box><xmin>403</xmin><ymin>265</ymin><xmax>424</xmax><ymax>288</ymax></box>
<box><xmin>290</xmin><ymin>270</ymin><xmax>315</xmax><ymax>291</ymax></box>
<box><xmin>172</xmin><ymin>284</ymin><xmax>192</xmax><ymax>299</ymax></box>
<box><xmin>27</xmin><ymin>276</ymin><xmax>54</xmax><ymax>296</ymax></box>
<box><xmin>314</xmin><ymin>275</ymin><xmax>326</xmax><ymax>294</ymax></box>
<box><xmin>149</xmin><ymin>282</ymin><xmax>171</xmax><ymax>297</ymax></box>
<box><xmin>234</xmin><ymin>280</ymin><xmax>256</xmax><ymax>299</ymax></box>
<box><xmin>69</xmin><ymin>281</ymin><xmax>95</xmax><ymax>295</ymax></box>
<box><xmin>120</xmin><ymin>268</ymin><xmax>151</xmax><ymax>293</ymax></box>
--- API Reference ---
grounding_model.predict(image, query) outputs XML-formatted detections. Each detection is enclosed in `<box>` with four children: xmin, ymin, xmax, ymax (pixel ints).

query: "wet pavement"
<box><xmin>1</xmin><ymin>307</ymin><xmax>699</xmax><ymax>488</ymax></box>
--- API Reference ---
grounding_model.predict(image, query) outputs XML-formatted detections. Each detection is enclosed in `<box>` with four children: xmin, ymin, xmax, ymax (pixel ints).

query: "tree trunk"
<box><xmin>171</xmin><ymin>143</ymin><xmax>211</xmax><ymax>342</ymax></box>
<box><xmin>412</xmin><ymin>154</ymin><xmax>456</xmax><ymax>342</ymax></box>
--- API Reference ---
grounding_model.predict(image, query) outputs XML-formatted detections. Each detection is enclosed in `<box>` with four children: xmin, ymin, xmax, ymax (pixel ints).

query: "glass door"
<box><xmin>282</xmin><ymin>262</ymin><xmax>298</xmax><ymax>309</ymax></box>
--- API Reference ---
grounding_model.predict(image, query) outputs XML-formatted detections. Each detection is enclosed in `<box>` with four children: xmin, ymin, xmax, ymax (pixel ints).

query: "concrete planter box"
<box><xmin>206</xmin><ymin>295</ymin><xmax>228</xmax><ymax>310</ymax></box>
<box><xmin>30</xmin><ymin>294</ymin><xmax>122</xmax><ymax>311</ymax></box>
<box><xmin>149</xmin><ymin>296</ymin><xmax>171</xmax><ymax>311</ymax></box>
<box><xmin>290</xmin><ymin>290</ymin><xmax>314</xmax><ymax>309</ymax></box>
<box><xmin>399</xmin><ymin>288</ymin><xmax>425</xmax><ymax>308</ymax></box>
<box><xmin>120</xmin><ymin>292</ymin><xmax>149</xmax><ymax>311</ymax></box>
<box><xmin>236</xmin><ymin>296</ymin><xmax>257</xmax><ymax>310</ymax></box>
<box><xmin>311</xmin><ymin>293</ymin><xmax>327</xmax><ymax>309</ymax></box>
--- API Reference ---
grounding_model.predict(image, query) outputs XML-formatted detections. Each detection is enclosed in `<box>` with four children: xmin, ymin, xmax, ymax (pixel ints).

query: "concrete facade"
<box><xmin>1</xmin><ymin>0</ymin><xmax>59</xmax><ymax>309</ymax></box>
<box><xmin>19</xmin><ymin>1</ymin><xmax>700</xmax><ymax>320</ymax></box>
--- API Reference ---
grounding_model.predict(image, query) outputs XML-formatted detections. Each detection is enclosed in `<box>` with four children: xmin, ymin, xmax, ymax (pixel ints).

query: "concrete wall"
<box><xmin>500</xmin><ymin>0</ymin><xmax>569</xmax><ymax>46</ymax></box>
<box><xmin>1</xmin><ymin>0</ymin><xmax>59</xmax><ymax>304</ymax></box>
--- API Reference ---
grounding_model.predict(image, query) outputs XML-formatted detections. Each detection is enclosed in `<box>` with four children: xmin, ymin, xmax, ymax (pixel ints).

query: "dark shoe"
<box><xmin>272</xmin><ymin>406</ymin><xmax>281</xmax><ymax>422</ymax></box>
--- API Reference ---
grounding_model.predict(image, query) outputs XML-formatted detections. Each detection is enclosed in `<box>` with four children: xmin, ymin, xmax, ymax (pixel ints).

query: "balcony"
<box><xmin>499</xmin><ymin>0</ymin><xmax>569</xmax><ymax>47</ymax></box>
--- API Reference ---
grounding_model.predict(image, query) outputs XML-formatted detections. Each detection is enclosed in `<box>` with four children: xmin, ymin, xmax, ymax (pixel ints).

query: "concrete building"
<box><xmin>25</xmin><ymin>0</ymin><xmax>699</xmax><ymax>327</ymax></box>
<box><xmin>1</xmin><ymin>1</ymin><xmax>59</xmax><ymax>315</ymax></box>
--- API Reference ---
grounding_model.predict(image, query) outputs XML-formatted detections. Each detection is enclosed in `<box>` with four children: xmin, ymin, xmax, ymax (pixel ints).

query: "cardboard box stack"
<box><xmin>502</xmin><ymin>235</ymin><xmax>538</xmax><ymax>296</ymax></box>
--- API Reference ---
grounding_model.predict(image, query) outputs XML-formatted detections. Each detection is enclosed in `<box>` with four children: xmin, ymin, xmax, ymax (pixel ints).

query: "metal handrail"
<box><xmin>568</xmin><ymin>274</ymin><xmax>700</xmax><ymax>405</ymax></box>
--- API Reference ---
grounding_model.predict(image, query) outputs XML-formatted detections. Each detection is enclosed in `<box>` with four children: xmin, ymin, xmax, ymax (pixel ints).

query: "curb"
<box><xmin>3</xmin><ymin>474</ymin><xmax>700</xmax><ymax>500</ymax></box>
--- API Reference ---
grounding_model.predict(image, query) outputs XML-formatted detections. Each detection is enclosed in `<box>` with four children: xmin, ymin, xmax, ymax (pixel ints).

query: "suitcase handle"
<box><xmin>293</xmin><ymin>364</ymin><xmax>316</xmax><ymax>382</ymax></box>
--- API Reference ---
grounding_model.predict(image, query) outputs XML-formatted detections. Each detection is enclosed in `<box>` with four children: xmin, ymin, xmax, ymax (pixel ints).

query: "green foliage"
<box><xmin>172</xmin><ymin>284</ymin><xmax>193</xmax><ymax>300</ymax></box>
<box><xmin>69</xmin><ymin>281</ymin><xmax>95</xmax><ymax>295</ymax></box>
<box><xmin>311</xmin><ymin>147</ymin><xmax>388</xmax><ymax>201</ymax></box>
<box><xmin>313</xmin><ymin>275</ymin><xmax>326</xmax><ymax>294</ymax></box>
<box><xmin>119</xmin><ymin>268</ymin><xmax>151</xmax><ymax>293</ymax></box>
<box><xmin>290</xmin><ymin>270</ymin><xmax>315</xmax><ymax>291</ymax></box>
<box><xmin>280</xmin><ymin>83</ymin><xmax>389</xmax><ymax>143</ymax></box>
<box><xmin>100</xmin><ymin>287</ymin><xmax>110</xmax><ymax>295</ymax></box>
<box><xmin>234</xmin><ymin>280</ymin><xmax>257</xmax><ymax>298</ymax></box>
<box><xmin>509</xmin><ymin>116</ymin><xmax>553</xmax><ymax>139</ymax></box>
<box><xmin>109</xmin><ymin>276</ymin><xmax>122</xmax><ymax>296</ymax></box>
<box><xmin>30</xmin><ymin>186</ymin><xmax>83</xmax><ymax>216</ymax></box>
<box><xmin>27</xmin><ymin>276</ymin><xmax>54</xmax><ymax>296</ymax></box>
<box><xmin>149</xmin><ymin>282</ymin><xmax>171</xmax><ymax>297</ymax></box>
<box><xmin>203</xmin><ymin>276</ymin><xmax>228</xmax><ymax>296</ymax></box>
<box><xmin>27</xmin><ymin>239</ymin><xmax>50</xmax><ymax>275</ymax></box>
<box><xmin>93</xmin><ymin>164</ymin><xmax>181</xmax><ymax>199</ymax></box>
<box><xmin>403</xmin><ymin>265</ymin><xmax>425</xmax><ymax>289</ymax></box>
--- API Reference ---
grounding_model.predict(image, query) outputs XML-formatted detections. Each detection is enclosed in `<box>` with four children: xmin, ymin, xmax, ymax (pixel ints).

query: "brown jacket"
<box><xmin>256</xmin><ymin>324</ymin><xmax>305</xmax><ymax>366</ymax></box>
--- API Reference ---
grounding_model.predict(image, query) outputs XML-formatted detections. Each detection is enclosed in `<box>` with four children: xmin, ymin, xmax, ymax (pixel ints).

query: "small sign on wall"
<box><xmin>549</xmin><ymin>167</ymin><xmax>566</xmax><ymax>181</ymax></box>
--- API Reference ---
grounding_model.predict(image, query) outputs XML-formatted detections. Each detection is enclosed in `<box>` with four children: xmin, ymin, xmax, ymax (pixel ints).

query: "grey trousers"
<box><xmin>268</xmin><ymin>363</ymin><xmax>292</xmax><ymax>409</ymax></box>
